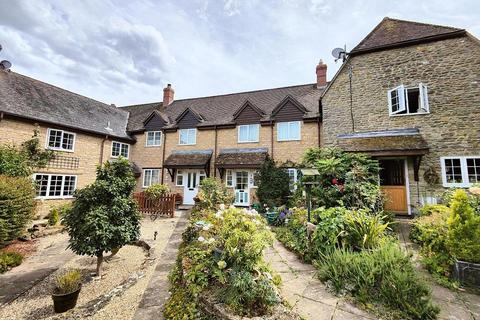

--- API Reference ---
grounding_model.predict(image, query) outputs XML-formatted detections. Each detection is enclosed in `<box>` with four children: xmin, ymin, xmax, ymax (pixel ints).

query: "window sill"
<box><xmin>110</xmin><ymin>156</ymin><xmax>130</xmax><ymax>159</ymax></box>
<box><xmin>389</xmin><ymin>112</ymin><xmax>430</xmax><ymax>117</ymax></box>
<box><xmin>47</xmin><ymin>147</ymin><xmax>75</xmax><ymax>153</ymax></box>
<box><xmin>36</xmin><ymin>196</ymin><xmax>74</xmax><ymax>200</ymax></box>
<box><xmin>178</xmin><ymin>144</ymin><xmax>196</xmax><ymax>146</ymax></box>
<box><xmin>145</xmin><ymin>145</ymin><xmax>161</xmax><ymax>148</ymax></box>
<box><xmin>277</xmin><ymin>139</ymin><xmax>301</xmax><ymax>142</ymax></box>
<box><xmin>238</xmin><ymin>140</ymin><xmax>259</xmax><ymax>144</ymax></box>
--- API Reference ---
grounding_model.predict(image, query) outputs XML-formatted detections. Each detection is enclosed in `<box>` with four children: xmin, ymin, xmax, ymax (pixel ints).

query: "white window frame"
<box><xmin>287</xmin><ymin>168</ymin><xmax>298</xmax><ymax>191</ymax></box>
<box><xmin>46</xmin><ymin>128</ymin><xmax>76</xmax><ymax>152</ymax></box>
<box><xmin>143</xmin><ymin>168</ymin><xmax>161</xmax><ymax>188</ymax></box>
<box><xmin>277</xmin><ymin>121</ymin><xmax>301</xmax><ymax>141</ymax></box>
<box><xmin>178</xmin><ymin>128</ymin><xmax>197</xmax><ymax>145</ymax></box>
<box><xmin>388</xmin><ymin>83</ymin><xmax>430</xmax><ymax>116</ymax></box>
<box><xmin>33</xmin><ymin>173</ymin><xmax>77</xmax><ymax>199</ymax></box>
<box><xmin>225</xmin><ymin>170</ymin><xmax>233</xmax><ymax>187</ymax></box>
<box><xmin>238</xmin><ymin>124</ymin><xmax>260</xmax><ymax>143</ymax></box>
<box><xmin>249</xmin><ymin>170</ymin><xmax>259</xmax><ymax>188</ymax></box>
<box><xmin>145</xmin><ymin>131</ymin><xmax>162</xmax><ymax>147</ymax></box>
<box><xmin>440</xmin><ymin>156</ymin><xmax>480</xmax><ymax>188</ymax></box>
<box><xmin>176</xmin><ymin>170</ymin><xmax>184</xmax><ymax>186</ymax></box>
<box><xmin>111</xmin><ymin>141</ymin><xmax>130</xmax><ymax>158</ymax></box>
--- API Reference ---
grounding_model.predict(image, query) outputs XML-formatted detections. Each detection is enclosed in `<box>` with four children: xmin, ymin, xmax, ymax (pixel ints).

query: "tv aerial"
<box><xmin>331</xmin><ymin>46</ymin><xmax>348</xmax><ymax>63</ymax></box>
<box><xmin>0</xmin><ymin>44</ymin><xmax>12</xmax><ymax>71</ymax></box>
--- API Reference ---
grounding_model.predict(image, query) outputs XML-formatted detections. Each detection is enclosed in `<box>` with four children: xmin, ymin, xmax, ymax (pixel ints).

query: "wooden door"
<box><xmin>379</xmin><ymin>159</ymin><xmax>408</xmax><ymax>214</ymax></box>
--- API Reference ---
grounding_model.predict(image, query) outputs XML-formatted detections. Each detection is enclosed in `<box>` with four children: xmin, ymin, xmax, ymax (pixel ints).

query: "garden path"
<box><xmin>265</xmin><ymin>240</ymin><xmax>377</xmax><ymax>320</ymax></box>
<box><xmin>0</xmin><ymin>232</ymin><xmax>75</xmax><ymax>306</ymax></box>
<box><xmin>396</xmin><ymin>218</ymin><xmax>479</xmax><ymax>320</ymax></box>
<box><xmin>134</xmin><ymin>210</ymin><xmax>189</xmax><ymax>320</ymax></box>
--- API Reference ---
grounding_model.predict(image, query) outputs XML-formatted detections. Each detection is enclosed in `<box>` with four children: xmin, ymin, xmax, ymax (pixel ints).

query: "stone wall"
<box><xmin>322</xmin><ymin>35</ymin><xmax>480</xmax><ymax>209</ymax></box>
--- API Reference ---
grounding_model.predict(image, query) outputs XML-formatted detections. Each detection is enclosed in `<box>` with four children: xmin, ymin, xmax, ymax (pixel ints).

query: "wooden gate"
<box><xmin>133</xmin><ymin>192</ymin><xmax>176</xmax><ymax>218</ymax></box>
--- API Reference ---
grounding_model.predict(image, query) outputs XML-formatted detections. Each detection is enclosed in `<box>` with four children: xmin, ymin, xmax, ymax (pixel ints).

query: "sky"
<box><xmin>0</xmin><ymin>0</ymin><xmax>479</xmax><ymax>106</ymax></box>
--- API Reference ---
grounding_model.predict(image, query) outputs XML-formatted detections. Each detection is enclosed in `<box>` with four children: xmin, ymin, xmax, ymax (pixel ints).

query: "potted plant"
<box><xmin>51</xmin><ymin>269</ymin><xmax>82</xmax><ymax>313</ymax></box>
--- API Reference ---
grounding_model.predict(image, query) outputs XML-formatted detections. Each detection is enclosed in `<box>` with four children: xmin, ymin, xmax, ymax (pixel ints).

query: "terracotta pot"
<box><xmin>51</xmin><ymin>286</ymin><xmax>81</xmax><ymax>313</ymax></box>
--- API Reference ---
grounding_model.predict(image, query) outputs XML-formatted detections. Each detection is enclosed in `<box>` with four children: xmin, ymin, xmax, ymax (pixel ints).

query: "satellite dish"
<box><xmin>0</xmin><ymin>60</ymin><xmax>12</xmax><ymax>70</ymax></box>
<box><xmin>331</xmin><ymin>48</ymin><xmax>345</xmax><ymax>59</ymax></box>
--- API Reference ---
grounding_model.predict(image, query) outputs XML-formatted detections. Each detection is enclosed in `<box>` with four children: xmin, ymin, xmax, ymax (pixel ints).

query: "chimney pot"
<box><xmin>316</xmin><ymin>60</ymin><xmax>327</xmax><ymax>88</ymax></box>
<box><xmin>163</xmin><ymin>84</ymin><xmax>175</xmax><ymax>106</ymax></box>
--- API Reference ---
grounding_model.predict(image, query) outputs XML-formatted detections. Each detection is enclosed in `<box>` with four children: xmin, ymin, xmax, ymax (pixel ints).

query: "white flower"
<box><xmin>215</xmin><ymin>211</ymin><xmax>223</xmax><ymax>218</ymax></box>
<box><xmin>202</xmin><ymin>225</ymin><xmax>210</xmax><ymax>231</ymax></box>
<box><xmin>198</xmin><ymin>236</ymin><xmax>205</xmax><ymax>242</ymax></box>
<box><xmin>229</xmin><ymin>205</ymin><xmax>236</xmax><ymax>209</ymax></box>
<box><xmin>253</xmin><ymin>219</ymin><xmax>261</xmax><ymax>225</ymax></box>
<box><xmin>207</xmin><ymin>238</ymin><xmax>215</xmax><ymax>244</ymax></box>
<box><xmin>219</xmin><ymin>204</ymin><xmax>226</xmax><ymax>210</ymax></box>
<box><xmin>250</xmin><ymin>209</ymin><xmax>258</xmax><ymax>215</ymax></box>
<box><xmin>265</xmin><ymin>272</ymin><xmax>272</xmax><ymax>280</ymax></box>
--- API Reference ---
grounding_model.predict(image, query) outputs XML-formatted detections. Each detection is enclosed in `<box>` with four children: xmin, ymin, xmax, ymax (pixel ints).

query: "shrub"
<box><xmin>165</xmin><ymin>205</ymin><xmax>279</xmax><ymax>318</ymax></box>
<box><xmin>195</xmin><ymin>177</ymin><xmax>233</xmax><ymax>211</ymax></box>
<box><xmin>48</xmin><ymin>207</ymin><xmax>60</xmax><ymax>226</ymax></box>
<box><xmin>447</xmin><ymin>189</ymin><xmax>480</xmax><ymax>263</ymax></box>
<box><xmin>317</xmin><ymin>242</ymin><xmax>439</xmax><ymax>320</ymax></box>
<box><xmin>55</xmin><ymin>269</ymin><xmax>82</xmax><ymax>294</ymax></box>
<box><xmin>62</xmin><ymin>158</ymin><xmax>141</xmax><ymax>275</ymax></box>
<box><xmin>0</xmin><ymin>251</ymin><xmax>23</xmax><ymax>273</ymax></box>
<box><xmin>0</xmin><ymin>175</ymin><xmax>36</xmax><ymax>247</ymax></box>
<box><xmin>257</xmin><ymin>156</ymin><xmax>291</xmax><ymax>209</ymax></box>
<box><xmin>301</xmin><ymin>147</ymin><xmax>382</xmax><ymax>210</ymax></box>
<box><xmin>144</xmin><ymin>183</ymin><xmax>170</xmax><ymax>200</ymax></box>
<box><xmin>342</xmin><ymin>209</ymin><xmax>391</xmax><ymax>249</ymax></box>
<box><xmin>275</xmin><ymin>208</ymin><xmax>312</xmax><ymax>261</ymax></box>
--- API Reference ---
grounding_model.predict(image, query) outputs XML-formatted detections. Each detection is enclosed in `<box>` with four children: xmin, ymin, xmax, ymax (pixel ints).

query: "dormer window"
<box><xmin>388</xmin><ymin>84</ymin><xmax>429</xmax><ymax>116</ymax></box>
<box><xmin>46</xmin><ymin>128</ymin><xmax>75</xmax><ymax>152</ymax></box>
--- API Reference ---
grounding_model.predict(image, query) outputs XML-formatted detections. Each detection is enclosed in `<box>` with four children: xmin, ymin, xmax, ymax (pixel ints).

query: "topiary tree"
<box><xmin>447</xmin><ymin>189</ymin><xmax>480</xmax><ymax>263</ymax></box>
<box><xmin>0</xmin><ymin>176</ymin><xmax>36</xmax><ymax>247</ymax></box>
<box><xmin>62</xmin><ymin>158</ymin><xmax>141</xmax><ymax>275</ymax></box>
<box><xmin>256</xmin><ymin>156</ymin><xmax>290</xmax><ymax>209</ymax></box>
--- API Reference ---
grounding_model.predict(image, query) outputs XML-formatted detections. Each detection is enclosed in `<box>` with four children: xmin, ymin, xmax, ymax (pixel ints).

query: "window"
<box><xmin>34</xmin><ymin>174</ymin><xmax>77</xmax><ymax>198</ymax></box>
<box><xmin>249</xmin><ymin>171</ymin><xmax>259</xmax><ymax>188</ymax></box>
<box><xmin>287</xmin><ymin>168</ymin><xmax>298</xmax><ymax>191</ymax></box>
<box><xmin>238</xmin><ymin>124</ymin><xmax>259</xmax><ymax>143</ymax></box>
<box><xmin>143</xmin><ymin>169</ymin><xmax>160</xmax><ymax>187</ymax></box>
<box><xmin>176</xmin><ymin>170</ymin><xmax>184</xmax><ymax>186</ymax></box>
<box><xmin>46</xmin><ymin>128</ymin><xmax>75</xmax><ymax>151</ymax></box>
<box><xmin>277</xmin><ymin>121</ymin><xmax>301</xmax><ymax>141</ymax></box>
<box><xmin>388</xmin><ymin>83</ymin><xmax>429</xmax><ymax>116</ymax></box>
<box><xmin>111</xmin><ymin>141</ymin><xmax>129</xmax><ymax>158</ymax></box>
<box><xmin>179</xmin><ymin>128</ymin><xmax>196</xmax><ymax>145</ymax></box>
<box><xmin>441</xmin><ymin>156</ymin><xmax>480</xmax><ymax>187</ymax></box>
<box><xmin>226</xmin><ymin>170</ymin><xmax>233</xmax><ymax>187</ymax></box>
<box><xmin>146</xmin><ymin>131</ymin><xmax>162</xmax><ymax>147</ymax></box>
<box><xmin>236</xmin><ymin>171</ymin><xmax>248</xmax><ymax>190</ymax></box>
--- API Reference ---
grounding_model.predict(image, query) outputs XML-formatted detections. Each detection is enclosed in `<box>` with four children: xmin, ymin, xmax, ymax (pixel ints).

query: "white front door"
<box><xmin>183</xmin><ymin>170</ymin><xmax>206</xmax><ymax>205</ymax></box>
<box><xmin>234</xmin><ymin>171</ymin><xmax>249</xmax><ymax>206</ymax></box>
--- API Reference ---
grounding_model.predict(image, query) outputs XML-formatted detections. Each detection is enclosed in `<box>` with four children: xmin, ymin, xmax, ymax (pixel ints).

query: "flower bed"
<box><xmin>274</xmin><ymin>207</ymin><xmax>439</xmax><ymax>320</ymax></box>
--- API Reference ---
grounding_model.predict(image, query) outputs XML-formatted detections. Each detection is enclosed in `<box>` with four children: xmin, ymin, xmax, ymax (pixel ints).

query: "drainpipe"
<box><xmin>213</xmin><ymin>126</ymin><xmax>218</xmax><ymax>178</ymax></box>
<box><xmin>318</xmin><ymin>100</ymin><xmax>322</xmax><ymax>147</ymax></box>
<box><xmin>161</xmin><ymin>130</ymin><xmax>166</xmax><ymax>183</ymax></box>
<box><xmin>99</xmin><ymin>135</ymin><xmax>109</xmax><ymax>164</ymax></box>
<box><xmin>0</xmin><ymin>112</ymin><xmax>4</xmax><ymax>123</ymax></box>
<box><xmin>270</xmin><ymin>121</ymin><xmax>274</xmax><ymax>160</ymax></box>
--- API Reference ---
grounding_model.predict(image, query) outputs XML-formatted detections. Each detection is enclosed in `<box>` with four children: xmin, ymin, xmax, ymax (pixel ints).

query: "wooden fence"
<box><xmin>133</xmin><ymin>192</ymin><xmax>176</xmax><ymax>218</ymax></box>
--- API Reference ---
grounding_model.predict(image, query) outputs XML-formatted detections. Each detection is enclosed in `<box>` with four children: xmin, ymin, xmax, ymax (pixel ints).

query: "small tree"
<box><xmin>63</xmin><ymin>158</ymin><xmax>141</xmax><ymax>275</ymax></box>
<box><xmin>257</xmin><ymin>156</ymin><xmax>290</xmax><ymax>209</ymax></box>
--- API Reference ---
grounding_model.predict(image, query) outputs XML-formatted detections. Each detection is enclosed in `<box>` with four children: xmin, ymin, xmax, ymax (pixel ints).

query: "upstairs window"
<box><xmin>146</xmin><ymin>131</ymin><xmax>162</xmax><ymax>147</ymax></box>
<box><xmin>111</xmin><ymin>141</ymin><xmax>129</xmax><ymax>158</ymax></box>
<box><xmin>47</xmin><ymin>128</ymin><xmax>75</xmax><ymax>152</ymax></box>
<box><xmin>441</xmin><ymin>156</ymin><xmax>480</xmax><ymax>187</ymax></box>
<box><xmin>238</xmin><ymin>124</ymin><xmax>259</xmax><ymax>143</ymax></box>
<box><xmin>179</xmin><ymin>128</ymin><xmax>196</xmax><ymax>145</ymax></box>
<box><xmin>388</xmin><ymin>84</ymin><xmax>429</xmax><ymax>116</ymax></box>
<box><xmin>277</xmin><ymin>121</ymin><xmax>301</xmax><ymax>141</ymax></box>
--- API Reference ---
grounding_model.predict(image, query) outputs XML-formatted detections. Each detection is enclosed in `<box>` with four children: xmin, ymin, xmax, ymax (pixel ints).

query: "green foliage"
<box><xmin>196</xmin><ymin>178</ymin><xmax>233</xmax><ymax>211</ymax></box>
<box><xmin>48</xmin><ymin>208</ymin><xmax>60</xmax><ymax>226</ymax></box>
<box><xmin>446</xmin><ymin>190</ymin><xmax>480</xmax><ymax>263</ymax></box>
<box><xmin>0</xmin><ymin>175</ymin><xmax>36</xmax><ymax>247</ymax></box>
<box><xmin>62</xmin><ymin>158</ymin><xmax>141</xmax><ymax>272</ymax></box>
<box><xmin>342</xmin><ymin>209</ymin><xmax>391</xmax><ymax>249</ymax></box>
<box><xmin>301</xmin><ymin>147</ymin><xmax>382</xmax><ymax>210</ymax></box>
<box><xmin>54</xmin><ymin>269</ymin><xmax>82</xmax><ymax>294</ymax></box>
<box><xmin>0</xmin><ymin>128</ymin><xmax>54</xmax><ymax>177</ymax></box>
<box><xmin>317</xmin><ymin>242</ymin><xmax>439</xmax><ymax>320</ymax></box>
<box><xmin>274</xmin><ymin>208</ymin><xmax>312</xmax><ymax>261</ymax></box>
<box><xmin>257</xmin><ymin>156</ymin><xmax>291</xmax><ymax>209</ymax></box>
<box><xmin>165</xmin><ymin>205</ymin><xmax>279</xmax><ymax>319</ymax></box>
<box><xmin>144</xmin><ymin>183</ymin><xmax>170</xmax><ymax>200</ymax></box>
<box><xmin>0</xmin><ymin>251</ymin><xmax>23</xmax><ymax>273</ymax></box>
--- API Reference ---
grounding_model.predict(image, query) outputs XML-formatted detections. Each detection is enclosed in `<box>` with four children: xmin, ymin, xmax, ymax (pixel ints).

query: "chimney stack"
<box><xmin>316</xmin><ymin>60</ymin><xmax>327</xmax><ymax>88</ymax></box>
<box><xmin>163</xmin><ymin>83</ymin><xmax>175</xmax><ymax>106</ymax></box>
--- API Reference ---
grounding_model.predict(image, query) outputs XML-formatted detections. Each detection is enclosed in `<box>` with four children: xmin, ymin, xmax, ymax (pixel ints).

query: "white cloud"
<box><xmin>0</xmin><ymin>0</ymin><xmax>479</xmax><ymax>105</ymax></box>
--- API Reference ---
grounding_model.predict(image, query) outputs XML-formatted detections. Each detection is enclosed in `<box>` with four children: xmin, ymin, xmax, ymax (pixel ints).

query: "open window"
<box><xmin>388</xmin><ymin>83</ymin><xmax>429</xmax><ymax>116</ymax></box>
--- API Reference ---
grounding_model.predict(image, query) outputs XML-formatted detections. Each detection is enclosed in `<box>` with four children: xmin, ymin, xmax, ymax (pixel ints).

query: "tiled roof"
<box><xmin>0</xmin><ymin>71</ymin><xmax>131</xmax><ymax>140</ymax></box>
<box><xmin>122</xmin><ymin>83</ymin><xmax>323</xmax><ymax>131</ymax></box>
<box><xmin>215</xmin><ymin>148</ymin><xmax>268</xmax><ymax>168</ymax></box>
<box><xmin>163</xmin><ymin>150</ymin><xmax>213</xmax><ymax>168</ymax></box>
<box><xmin>337</xmin><ymin>129</ymin><xmax>429</xmax><ymax>156</ymax></box>
<box><xmin>351</xmin><ymin>17</ymin><xmax>464</xmax><ymax>54</ymax></box>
